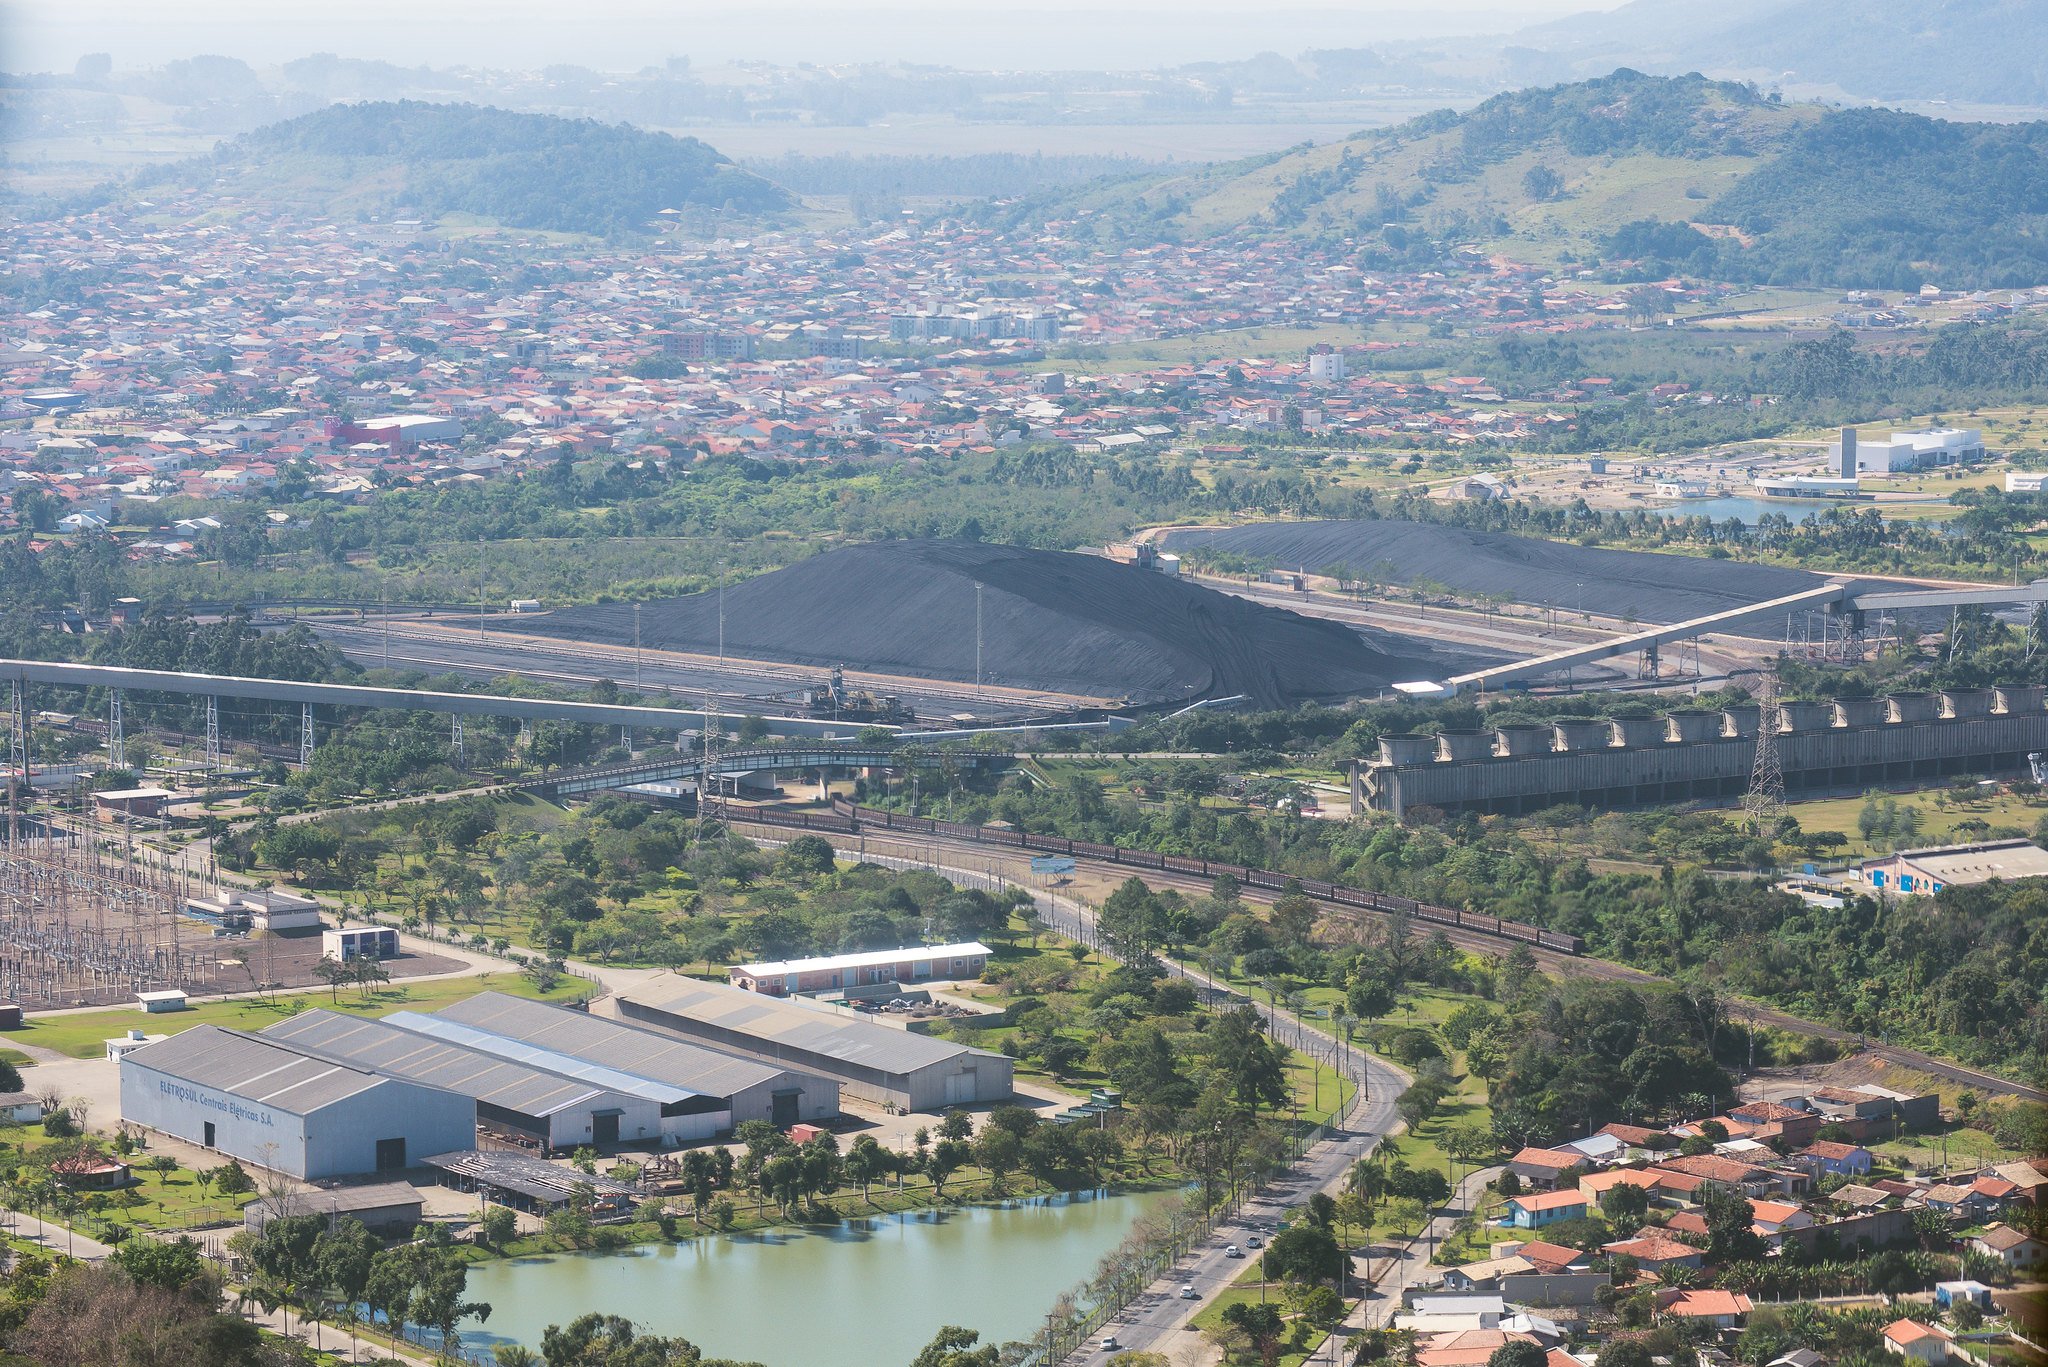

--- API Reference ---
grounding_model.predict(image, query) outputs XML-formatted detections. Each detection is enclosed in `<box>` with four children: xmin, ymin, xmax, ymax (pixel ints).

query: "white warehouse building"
<box><xmin>612</xmin><ymin>976</ymin><xmax>1013</xmax><ymax>1112</ymax></box>
<box><xmin>118</xmin><ymin>1025</ymin><xmax>474</xmax><ymax>1179</ymax></box>
<box><xmin>1832</xmin><ymin>427</ymin><xmax>1985</xmax><ymax>474</ymax></box>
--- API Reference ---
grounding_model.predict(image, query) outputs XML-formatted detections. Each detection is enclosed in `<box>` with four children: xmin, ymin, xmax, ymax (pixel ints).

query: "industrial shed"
<box><xmin>431</xmin><ymin>991</ymin><xmax>839</xmax><ymax>1131</ymax></box>
<box><xmin>611</xmin><ymin>977</ymin><xmax>1013</xmax><ymax>1112</ymax></box>
<box><xmin>118</xmin><ymin>1025</ymin><xmax>474</xmax><ymax>1180</ymax></box>
<box><xmin>245</xmin><ymin>1181</ymin><xmax>424</xmax><ymax>1234</ymax></box>
<box><xmin>262</xmin><ymin>1009</ymin><xmax>653</xmax><ymax>1151</ymax></box>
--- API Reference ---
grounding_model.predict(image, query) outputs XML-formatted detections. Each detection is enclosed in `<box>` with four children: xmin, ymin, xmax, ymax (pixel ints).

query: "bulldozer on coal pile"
<box><xmin>804</xmin><ymin>665</ymin><xmax>914</xmax><ymax>723</ymax></box>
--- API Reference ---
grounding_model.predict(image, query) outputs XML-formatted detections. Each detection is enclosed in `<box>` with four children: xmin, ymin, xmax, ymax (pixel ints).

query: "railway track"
<box><xmin>724</xmin><ymin>815</ymin><xmax>2045</xmax><ymax>1103</ymax></box>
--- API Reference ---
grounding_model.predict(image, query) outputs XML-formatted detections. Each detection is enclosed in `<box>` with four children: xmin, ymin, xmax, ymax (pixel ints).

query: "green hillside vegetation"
<box><xmin>165</xmin><ymin>100</ymin><xmax>790</xmax><ymax>237</ymax></box>
<box><xmin>987</xmin><ymin>70</ymin><xmax>2048</xmax><ymax>290</ymax></box>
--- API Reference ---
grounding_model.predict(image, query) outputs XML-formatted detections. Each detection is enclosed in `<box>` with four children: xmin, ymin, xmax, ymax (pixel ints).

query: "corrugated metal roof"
<box><xmin>385</xmin><ymin>1010</ymin><xmax>697</xmax><ymax>1105</ymax></box>
<box><xmin>123</xmin><ymin>1024</ymin><xmax>393</xmax><ymax>1116</ymax></box>
<box><xmin>432</xmin><ymin>992</ymin><xmax>797</xmax><ymax>1098</ymax></box>
<box><xmin>261</xmin><ymin>1010</ymin><xmax>612</xmax><ymax>1119</ymax></box>
<box><xmin>734</xmin><ymin>942</ymin><xmax>992</xmax><ymax>978</ymax></box>
<box><xmin>621</xmin><ymin>976</ymin><xmax>1004</xmax><ymax>1077</ymax></box>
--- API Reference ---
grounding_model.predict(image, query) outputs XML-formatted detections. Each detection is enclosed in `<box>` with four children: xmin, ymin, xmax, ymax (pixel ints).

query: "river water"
<box><xmin>457</xmin><ymin>1187</ymin><xmax>1176</xmax><ymax>1366</ymax></box>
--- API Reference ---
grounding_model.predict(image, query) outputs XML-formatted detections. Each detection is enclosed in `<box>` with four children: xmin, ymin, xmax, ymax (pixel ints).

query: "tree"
<box><xmin>481</xmin><ymin>1205</ymin><xmax>519</xmax><ymax>1248</ymax></box>
<box><xmin>109</xmin><ymin>1233</ymin><xmax>206</xmax><ymax>1292</ymax></box>
<box><xmin>972</xmin><ymin>1126</ymin><xmax>1024</xmax><ymax>1194</ymax></box>
<box><xmin>1701</xmin><ymin>1185</ymin><xmax>1766</xmax><ymax>1265</ymax></box>
<box><xmin>777</xmin><ymin>835</ymin><xmax>836</xmax><ymax>877</ymax></box>
<box><xmin>926</xmin><ymin>1138</ymin><xmax>970</xmax><ymax>1197</ymax></box>
<box><xmin>1488</xmin><ymin>1342</ymin><xmax>1549</xmax><ymax>1367</ymax></box>
<box><xmin>1602</xmin><ymin>1180</ymin><xmax>1651</xmax><ymax>1229</ymax></box>
<box><xmin>1522</xmin><ymin>165</ymin><xmax>1564</xmax><ymax>202</ymax></box>
<box><xmin>538</xmin><ymin>1312</ymin><xmax>749</xmax><ymax>1367</ymax></box>
<box><xmin>1220</xmin><ymin>1301</ymin><xmax>1284</xmax><ymax>1356</ymax></box>
<box><xmin>844</xmin><ymin>1136</ymin><xmax>886</xmax><ymax>1202</ymax></box>
<box><xmin>911</xmin><ymin>1325</ymin><xmax>1001</xmax><ymax>1367</ymax></box>
<box><xmin>1346</xmin><ymin>976</ymin><xmax>1397</xmax><ymax>1030</ymax></box>
<box><xmin>1263</xmin><ymin>1222</ymin><xmax>1344</xmax><ymax>1286</ymax></box>
<box><xmin>1100</xmin><ymin>877</ymin><xmax>1167</xmax><ymax>964</ymax></box>
<box><xmin>212</xmin><ymin>1159</ymin><xmax>255</xmax><ymax>1197</ymax></box>
<box><xmin>1597</xmin><ymin>1340</ymin><xmax>1656</xmax><ymax>1367</ymax></box>
<box><xmin>1209</xmin><ymin>1004</ymin><xmax>1288</xmax><ymax>1115</ymax></box>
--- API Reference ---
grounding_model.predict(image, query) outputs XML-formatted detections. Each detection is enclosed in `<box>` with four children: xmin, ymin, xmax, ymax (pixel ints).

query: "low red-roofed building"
<box><xmin>1883</xmin><ymin>1319</ymin><xmax>1955</xmax><ymax>1364</ymax></box>
<box><xmin>1509</xmin><ymin>1147</ymin><xmax>1584</xmax><ymax>1189</ymax></box>
<box><xmin>1659</xmin><ymin>1289</ymin><xmax>1754</xmax><ymax>1328</ymax></box>
<box><xmin>1600</xmin><ymin>1235</ymin><xmax>1703</xmax><ymax>1272</ymax></box>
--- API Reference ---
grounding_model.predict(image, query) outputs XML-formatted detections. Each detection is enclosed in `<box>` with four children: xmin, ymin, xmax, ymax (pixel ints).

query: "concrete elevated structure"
<box><xmin>1355</xmin><ymin>689</ymin><xmax>2048</xmax><ymax>819</ymax></box>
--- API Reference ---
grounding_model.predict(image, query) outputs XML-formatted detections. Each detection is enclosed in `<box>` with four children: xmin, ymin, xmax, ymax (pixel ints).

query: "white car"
<box><xmin>1101</xmin><ymin>1335</ymin><xmax>1122</xmax><ymax>1352</ymax></box>
<box><xmin>1180</xmin><ymin>1284</ymin><xmax>1200</xmax><ymax>1300</ymax></box>
<box><xmin>1223</xmin><ymin>1244</ymin><xmax>1244</xmax><ymax>1258</ymax></box>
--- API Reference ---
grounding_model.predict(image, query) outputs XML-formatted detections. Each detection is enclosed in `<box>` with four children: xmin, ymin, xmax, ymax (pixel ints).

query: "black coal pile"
<box><xmin>513</xmin><ymin>539</ymin><xmax>1466</xmax><ymax>707</ymax></box>
<box><xmin>1163</xmin><ymin>520</ymin><xmax>1849</xmax><ymax>624</ymax></box>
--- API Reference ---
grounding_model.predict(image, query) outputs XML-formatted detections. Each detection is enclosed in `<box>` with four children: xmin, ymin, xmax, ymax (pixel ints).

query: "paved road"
<box><xmin>766</xmin><ymin>827</ymin><xmax>1410</xmax><ymax>1367</ymax></box>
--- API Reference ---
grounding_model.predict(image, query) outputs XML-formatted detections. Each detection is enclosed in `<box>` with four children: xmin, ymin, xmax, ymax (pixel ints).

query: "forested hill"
<box><xmin>982</xmin><ymin>70</ymin><xmax>2048</xmax><ymax>291</ymax></box>
<box><xmin>191</xmin><ymin>101</ymin><xmax>790</xmax><ymax>236</ymax></box>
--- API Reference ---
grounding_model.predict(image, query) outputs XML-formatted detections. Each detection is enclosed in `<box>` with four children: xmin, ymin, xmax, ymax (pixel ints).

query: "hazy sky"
<box><xmin>3</xmin><ymin>0</ymin><xmax>1624</xmax><ymax>72</ymax></box>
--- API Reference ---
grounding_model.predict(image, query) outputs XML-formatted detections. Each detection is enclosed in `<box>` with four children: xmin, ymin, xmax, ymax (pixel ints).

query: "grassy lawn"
<box><xmin>1</xmin><ymin>1126</ymin><xmax>260</xmax><ymax>1234</ymax></box>
<box><xmin>1873</xmin><ymin>1124</ymin><xmax>2025</xmax><ymax>1172</ymax></box>
<box><xmin>1186</xmin><ymin>1264</ymin><xmax>1337</xmax><ymax>1367</ymax></box>
<box><xmin>0</xmin><ymin>1048</ymin><xmax>33</xmax><ymax>1071</ymax></box>
<box><xmin>0</xmin><ymin>972</ymin><xmax>586</xmax><ymax>1061</ymax></box>
<box><xmin>949</xmin><ymin>912</ymin><xmax>1356</xmax><ymax>1125</ymax></box>
<box><xmin>1777</xmin><ymin>786</ymin><xmax>2048</xmax><ymax>859</ymax></box>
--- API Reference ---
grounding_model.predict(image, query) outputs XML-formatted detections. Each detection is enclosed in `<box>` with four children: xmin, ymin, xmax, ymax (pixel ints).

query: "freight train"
<box><xmin>723</xmin><ymin>797</ymin><xmax>1583</xmax><ymax>957</ymax></box>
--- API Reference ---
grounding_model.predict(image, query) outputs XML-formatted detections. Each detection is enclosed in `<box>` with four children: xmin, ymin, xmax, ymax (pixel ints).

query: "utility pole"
<box><xmin>975</xmin><ymin>583</ymin><xmax>983</xmax><ymax>699</ymax></box>
<box><xmin>633</xmin><ymin>602</ymin><xmax>642</xmax><ymax>689</ymax></box>
<box><xmin>381</xmin><ymin>585</ymin><xmax>389</xmax><ymax>669</ymax></box>
<box><xmin>477</xmin><ymin>537</ymin><xmax>487</xmax><ymax>640</ymax></box>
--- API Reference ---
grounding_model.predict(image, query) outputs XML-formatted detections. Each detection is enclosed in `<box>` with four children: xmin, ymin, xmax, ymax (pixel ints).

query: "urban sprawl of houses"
<box><xmin>6</xmin><ymin>201</ymin><xmax>1957</xmax><ymax>537</ymax></box>
<box><xmin>1398</xmin><ymin>1088</ymin><xmax>2044</xmax><ymax>1367</ymax></box>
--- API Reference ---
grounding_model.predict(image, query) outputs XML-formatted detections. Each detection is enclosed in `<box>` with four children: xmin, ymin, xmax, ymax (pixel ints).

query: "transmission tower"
<box><xmin>1743</xmin><ymin>667</ymin><xmax>1785</xmax><ymax>836</ymax></box>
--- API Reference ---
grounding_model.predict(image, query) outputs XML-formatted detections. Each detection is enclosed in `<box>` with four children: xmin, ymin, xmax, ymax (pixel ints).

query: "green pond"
<box><xmin>458</xmin><ymin>1187</ymin><xmax>1176</xmax><ymax>1366</ymax></box>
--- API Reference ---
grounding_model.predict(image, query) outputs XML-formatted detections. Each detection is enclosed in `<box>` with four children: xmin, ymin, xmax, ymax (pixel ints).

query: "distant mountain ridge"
<box><xmin>984</xmin><ymin>70</ymin><xmax>2048</xmax><ymax>290</ymax></box>
<box><xmin>1509</xmin><ymin>0</ymin><xmax>2048</xmax><ymax>108</ymax></box>
<box><xmin>193</xmin><ymin>100</ymin><xmax>789</xmax><ymax>236</ymax></box>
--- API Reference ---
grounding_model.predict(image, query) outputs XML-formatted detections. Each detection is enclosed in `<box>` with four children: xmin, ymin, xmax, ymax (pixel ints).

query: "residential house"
<box><xmin>1444</xmin><ymin>1255</ymin><xmax>1537</xmax><ymax>1292</ymax></box>
<box><xmin>1798</xmin><ymin>1141</ymin><xmax>1874</xmax><ymax>1178</ymax></box>
<box><xmin>1883</xmin><ymin>1319</ymin><xmax>1956</xmax><ymax>1364</ymax></box>
<box><xmin>1511</xmin><ymin>1240</ymin><xmax>1594</xmax><ymax>1272</ymax></box>
<box><xmin>1560</xmin><ymin>1132</ymin><xmax>1629</xmax><ymax>1168</ymax></box>
<box><xmin>1658</xmin><ymin>1289</ymin><xmax>1754</xmax><ymax>1330</ymax></box>
<box><xmin>1580</xmin><ymin>1168</ymin><xmax>1667</xmax><ymax>1209</ymax></box>
<box><xmin>1749</xmin><ymin>1199</ymin><xmax>1815</xmax><ymax>1242</ymax></box>
<box><xmin>1657</xmin><ymin>1153</ymin><xmax>1800</xmax><ymax>1198</ymax></box>
<box><xmin>1767</xmin><ymin>1350</ymin><xmax>1827</xmax><ymax>1367</ymax></box>
<box><xmin>1921</xmin><ymin>1183</ymin><xmax>2000</xmax><ymax>1222</ymax></box>
<box><xmin>1969</xmin><ymin>1223</ymin><xmax>2046</xmax><ymax>1271</ymax></box>
<box><xmin>1726</xmin><ymin>1100</ymin><xmax>1823</xmax><ymax>1149</ymax></box>
<box><xmin>1509</xmin><ymin>1147</ymin><xmax>1585</xmax><ymax>1190</ymax></box>
<box><xmin>1506</xmin><ymin>1191</ymin><xmax>1590</xmax><ymax>1229</ymax></box>
<box><xmin>1600</xmin><ymin>1235</ymin><xmax>1705</xmax><ymax>1274</ymax></box>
